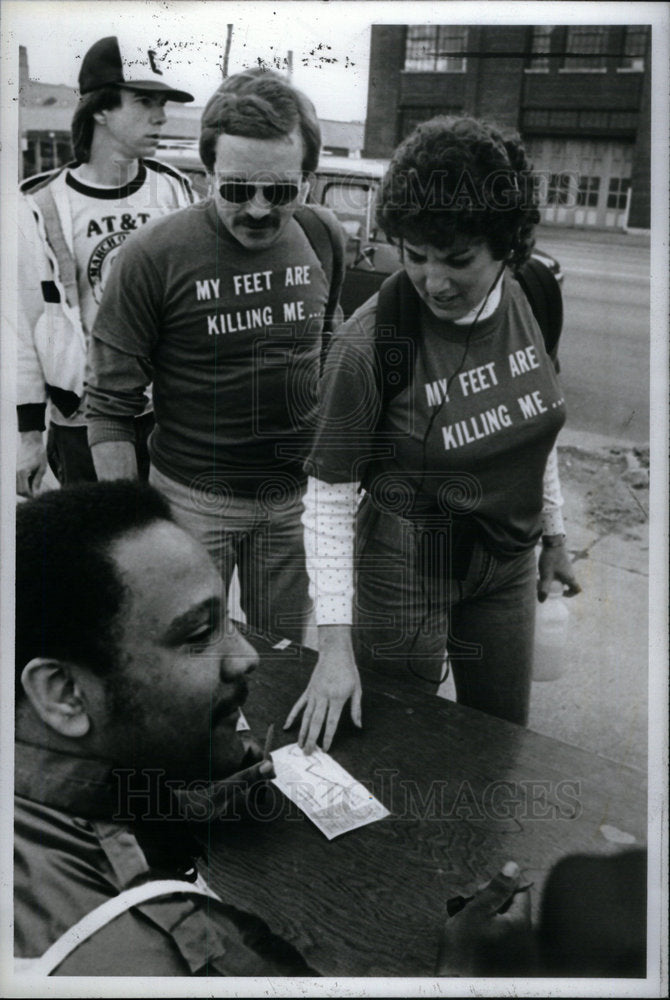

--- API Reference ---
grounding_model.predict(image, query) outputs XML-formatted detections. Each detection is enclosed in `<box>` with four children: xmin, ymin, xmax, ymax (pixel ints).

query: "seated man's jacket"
<box><xmin>14</xmin><ymin>740</ymin><xmax>313</xmax><ymax>976</ymax></box>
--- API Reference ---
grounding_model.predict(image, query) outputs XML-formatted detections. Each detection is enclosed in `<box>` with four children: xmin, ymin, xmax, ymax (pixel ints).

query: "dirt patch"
<box><xmin>558</xmin><ymin>445</ymin><xmax>649</xmax><ymax>538</ymax></box>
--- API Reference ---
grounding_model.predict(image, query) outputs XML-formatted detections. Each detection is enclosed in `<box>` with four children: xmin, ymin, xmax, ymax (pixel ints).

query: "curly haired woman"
<box><xmin>286</xmin><ymin>116</ymin><xmax>581</xmax><ymax>751</ymax></box>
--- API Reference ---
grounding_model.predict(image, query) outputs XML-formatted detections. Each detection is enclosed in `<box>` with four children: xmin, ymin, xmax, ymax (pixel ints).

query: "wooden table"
<box><xmin>201</xmin><ymin>630</ymin><xmax>647</xmax><ymax>977</ymax></box>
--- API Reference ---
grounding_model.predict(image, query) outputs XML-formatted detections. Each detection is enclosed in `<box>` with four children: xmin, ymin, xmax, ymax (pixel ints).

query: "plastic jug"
<box><xmin>533</xmin><ymin>584</ymin><xmax>569</xmax><ymax>682</ymax></box>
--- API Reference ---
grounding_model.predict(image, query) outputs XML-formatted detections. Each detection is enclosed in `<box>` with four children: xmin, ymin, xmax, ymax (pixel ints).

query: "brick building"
<box><xmin>364</xmin><ymin>24</ymin><xmax>651</xmax><ymax>230</ymax></box>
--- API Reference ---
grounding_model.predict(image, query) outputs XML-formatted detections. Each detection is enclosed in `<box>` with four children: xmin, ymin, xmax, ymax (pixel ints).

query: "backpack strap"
<box><xmin>358</xmin><ymin>269</ymin><xmax>417</xmax><ymax>490</ymax></box>
<box><xmin>374</xmin><ymin>268</ymin><xmax>419</xmax><ymax>412</ymax></box>
<box><xmin>14</xmin><ymin>876</ymin><xmax>220</xmax><ymax>976</ymax></box>
<box><xmin>514</xmin><ymin>256</ymin><xmax>563</xmax><ymax>369</ymax></box>
<box><xmin>294</xmin><ymin>205</ymin><xmax>345</xmax><ymax>333</ymax></box>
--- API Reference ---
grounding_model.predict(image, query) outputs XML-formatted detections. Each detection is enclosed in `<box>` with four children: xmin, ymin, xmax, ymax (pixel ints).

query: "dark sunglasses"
<box><xmin>217</xmin><ymin>180</ymin><xmax>301</xmax><ymax>207</ymax></box>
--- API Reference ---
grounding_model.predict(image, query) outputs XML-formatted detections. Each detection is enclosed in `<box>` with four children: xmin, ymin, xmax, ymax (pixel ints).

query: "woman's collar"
<box><xmin>452</xmin><ymin>269</ymin><xmax>505</xmax><ymax>326</ymax></box>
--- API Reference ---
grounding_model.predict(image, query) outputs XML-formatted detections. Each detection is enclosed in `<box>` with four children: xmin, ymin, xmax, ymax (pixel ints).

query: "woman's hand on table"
<box><xmin>284</xmin><ymin>625</ymin><xmax>362</xmax><ymax>754</ymax></box>
<box><xmin>537</xmin><ymin>535</ymin><xmax>582</xmax><ymax>602</ymax></box>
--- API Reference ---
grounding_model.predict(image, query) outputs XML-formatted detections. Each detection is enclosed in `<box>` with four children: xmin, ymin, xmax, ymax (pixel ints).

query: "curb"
<box><xmin>535</xmin><ymin>224</ymin><xmax>651</xmax><ymax>249</ymax></box>
<box><xmin>558</xmin><ymin>427</ymin><xmax>647</xmax><ymax>454</ymax></box>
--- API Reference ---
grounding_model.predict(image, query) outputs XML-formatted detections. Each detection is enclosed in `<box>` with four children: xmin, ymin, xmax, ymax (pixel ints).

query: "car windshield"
<box><xmin>316</xmin><ymin>168</ymin><xmax>391</xmax><ymax>244</ymax></box>
<box><xmin>323</xmin><ymin>182</ymin><xmax>370</xmax><ymax>216</ymax></box>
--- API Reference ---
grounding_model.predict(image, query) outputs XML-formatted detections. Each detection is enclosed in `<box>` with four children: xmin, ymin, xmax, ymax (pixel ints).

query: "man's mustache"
<box><xmin>237</xmin><ymin>215</ymin><xmax>279</xmax><ymax>230</ymax></box>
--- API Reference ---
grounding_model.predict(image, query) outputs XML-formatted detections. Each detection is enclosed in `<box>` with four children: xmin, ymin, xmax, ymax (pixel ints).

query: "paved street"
<box><xmin>535</xmin><ymin>226</ymin><xmax>650</xmax><ymax>444</ymax></box>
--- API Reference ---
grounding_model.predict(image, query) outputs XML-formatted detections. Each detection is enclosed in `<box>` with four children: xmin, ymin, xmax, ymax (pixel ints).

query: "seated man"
<box><xmin>19</xmin><ymin>483</ymin><xmax>639</xmax><ymax>979</ymax></box>
<box><xmin>14</xmin><ymin>481</ymin><xmax>313</xmax><ymax>976</ymax></box>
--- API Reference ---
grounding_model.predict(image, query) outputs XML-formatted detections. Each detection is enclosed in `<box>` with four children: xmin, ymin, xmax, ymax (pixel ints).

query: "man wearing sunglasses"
<box><xmin>85</xmin><ymin>69</ymin><xmax>345</xmax><ymax>646</ymax></box>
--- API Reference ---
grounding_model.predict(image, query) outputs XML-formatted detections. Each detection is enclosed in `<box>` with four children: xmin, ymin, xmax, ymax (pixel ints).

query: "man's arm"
<box><xmin>285</xmin><ymin>310</ymin><xmax>380</xmax><ymax>752</ymax></box>
<box><xmin>436</xmin><ymin>861</ymin><xmax>535</xmax><ymax>976</ymax></box>
<box><xmin>538</xmin><ymin>444</ymin><xmax>581</xmax><ymax>601</ymax></box>
<box><xmin>16</xmin><ymin>197</ymin><xmax>50</xmax><ymax>496</ymax></box>
<box><xmin>90</xmin><ymin>440</ymin><xmax>138</xmax><ymax>481</ymax></box>
<box><xmin>284</xmin><ymin>477</ymin><xmax>362</xmax><ymax>752</ymax></box>
<box><xmin>16</xmin><ymin>431</ymin><xmax>48</xmax><ymax>497</ymax></box>
<box><xmin>85</xmin><ymin>336</ymin><xmax>153</xmax><ymax>481</ymax></box>
<box><xmin>84</xmin><ymin>233</ymin><xmax>161</xmax><ymax>480</ymax></box>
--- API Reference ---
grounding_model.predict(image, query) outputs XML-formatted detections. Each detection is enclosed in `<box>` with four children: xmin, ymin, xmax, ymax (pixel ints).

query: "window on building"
<box><xmin>22</xmin><ymin>134</ymin><xmax>72</xmax><ymax>179</ymax></box>
<box><xmin>607</xmin><ymin>177</ymin><xmax>631</xmax><ymax>209</ymax></box>
<box><xmin>549</xmin><ymin>109</ymin><xmax>579</xmax><ymax>128</ymax></box>
<box><xmin>620</xmin><ymin>27</ymin><xmax>648</xmax><ymax>70</ymax></box>
<box><xmin>522</xmin><ymin>108</ymin><xmax>583</xmax><ymax>130</ymax></box>
<box><xmin>577</xmin><ymin>175</ymin><xmax>601</xmax><ymax>207</ymax></box>
<box><xmin>579</xmin><ymin>110</ymin><xmax>610</xmax><ymax>130</ymax></box>
<box><xmin>608</xmin><ymin>111</ymin><xmax>639</xmax><ymax>131</ymax></box>
<box><xmin>404</xmin><ymin>26</ymin><xmax>468</xmax><ymax>72</ymax></box>
<box><xmin>563</xmin><ymin>26</ymin><xmax>608</xmax><ymax>71</ymax></box>
<box><xmin>523</xmin><ymin>109</ymin><xmax>550</xmax><ymax>128</ymax></box>
<box><xmin>527</xmin><ymin>26</ymin><xmax>554</xmax><ymax>70</ymax></box>
<box><xmin>547</xmin><ymin>173</ymin><xmax>572</xmax><ymax>206</ymax></box>
<box><xmin>22</xmin><ymin>139</ymin><xmax>38</xmax><ymax>180</ymax></box>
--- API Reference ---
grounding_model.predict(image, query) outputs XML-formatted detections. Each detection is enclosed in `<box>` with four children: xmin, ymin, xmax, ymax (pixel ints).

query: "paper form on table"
<box><xmin>270</xmin><ymin>743</ymin><xmax>390</xmax><ymax>840</ymax></box>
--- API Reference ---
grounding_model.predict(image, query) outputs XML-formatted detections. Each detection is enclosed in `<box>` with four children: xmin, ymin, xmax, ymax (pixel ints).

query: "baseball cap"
<box><xmin>79</xmin><ymin>36</ymin><xmax>194</xmax><ymax>103</ymax></box>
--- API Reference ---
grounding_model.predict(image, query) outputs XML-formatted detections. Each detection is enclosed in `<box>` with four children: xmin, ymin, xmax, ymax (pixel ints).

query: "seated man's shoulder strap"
<box><xmin>14</xmin><ymin>877</ymin><xmax>220</xmax><ymax>976</ymax></box>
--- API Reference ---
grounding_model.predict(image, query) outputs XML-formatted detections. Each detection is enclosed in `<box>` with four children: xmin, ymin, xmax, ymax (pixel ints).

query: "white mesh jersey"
<box><xmin>66</xmin><ymin>159</ymin><xmax>195</xmax><ymax>336</ymax></box>
<box><xmin>19</xmin><ymin>159</ymin><xmax>195</xmax><ymax>427</ymax></box>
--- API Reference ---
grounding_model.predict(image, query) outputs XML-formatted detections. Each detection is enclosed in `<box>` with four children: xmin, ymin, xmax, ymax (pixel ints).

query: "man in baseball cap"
<box><xmin>78</xmin><ymin>35</ymin><xmax>194</xmax><ymax>102</ymax></box>
<box><xmin>16</xmin><ymin>36</ymin><xmax>195</xmax><ymax>497</ymax></box>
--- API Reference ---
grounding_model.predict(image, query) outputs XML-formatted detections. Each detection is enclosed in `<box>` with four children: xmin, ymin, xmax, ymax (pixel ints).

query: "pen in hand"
<box><xmin>446</xmin><ymin>877</ymin><xmax>534</xmax><ymax>917</ymax></box>
<box><xmin>260</xmin><ymin>723</ymin><xmax>275</xmax><ymax>775</ymax></box>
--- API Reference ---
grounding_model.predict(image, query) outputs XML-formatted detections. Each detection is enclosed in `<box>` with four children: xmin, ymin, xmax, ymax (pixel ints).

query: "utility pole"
<box><xmin>222</xmin><ymin>24</ymin><xmax>233</xmax><ymax>79</ymax></box>
<box><xmin>286</xmin><ymin>50</ymin><xmax>293</xmax><ymax>80</ymax></box>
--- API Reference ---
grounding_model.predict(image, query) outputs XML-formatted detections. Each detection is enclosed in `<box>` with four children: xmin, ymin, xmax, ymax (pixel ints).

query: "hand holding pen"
<box><xmin>436</xmin><ymin>861</ymin><xmax>535</xmax><ymax>976</ymax></box>
<box><xmin>176</xmin><ymin>723</ymin><xmax>276</xmax><ymax>821</ymax></box>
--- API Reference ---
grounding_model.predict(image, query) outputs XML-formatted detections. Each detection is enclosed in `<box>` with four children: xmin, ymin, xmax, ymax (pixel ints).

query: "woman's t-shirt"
<box><xmin>305</xmin><ymin>274</ymin><xmax>566</xmax><ymax>556</ymax></box>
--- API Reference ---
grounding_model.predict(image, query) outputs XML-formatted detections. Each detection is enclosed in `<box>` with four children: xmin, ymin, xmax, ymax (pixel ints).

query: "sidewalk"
<box><xmin>440</xmin><ymin>428</ymin><xmax>650</xmax><ymax>772</ymax></box>
<box><xmin>528</xmin><ymin>433</ymin><xmax>649</xmax><ymax>772</ymax></box>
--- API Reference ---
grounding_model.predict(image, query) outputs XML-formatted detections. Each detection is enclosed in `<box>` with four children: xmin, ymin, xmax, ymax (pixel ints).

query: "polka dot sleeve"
<box><xmin>541</xmin><ymin>444</ymin><xmax>566</xmax><ymax>536</ymax></box>
<box><xmin>302</xmin><ymin>476</ymin><xmax>360</xmax><ymax>625</ymax></box>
